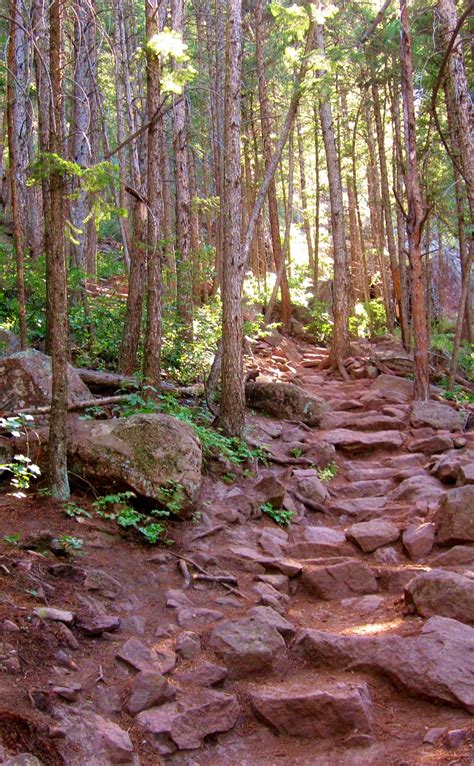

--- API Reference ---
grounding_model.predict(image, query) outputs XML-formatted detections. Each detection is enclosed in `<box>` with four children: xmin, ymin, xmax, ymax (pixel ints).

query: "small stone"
<box><xmin>116</xmin><ymin>637</ymin><xmax>176</xmax><ymax>675</ymax></box>
<box><xmin>83</xmin><ymin>569</ymin><xmax>122</xmax><ymax>599</ymax></box>
<box><xmin>255</xmin><ymin>475</ymin><xmax>286</xmax><ymax>508</ymax></box>
<box><xmin>346</xmin><ymin>521</ymin><xmax>400</xmax><ymax>553</ymax></box>
<box><xmin>209</xmin><ymin>616</ymin><xmax>286</xmax><ymax>679</ymax></box>
<box><xmin>32</xmin><ymin>607</ymin><xmax>74</xmax><ymax>624</ymax></box>
<box><xmin>1</xmin><ymin>756</ymin><xmax>44</xmax><ymax>766</ymax></box>
<box><xmin>248</xmin><ymin>606</ymin><xmax>296</xmax><ymax>638</ymax></box>
<box><xmin>52</xmin><ymin>683</ymin><xmax>82</xmax><ymax>702</ymax></box>
<box><xmin>176</xmin><ymin>631</ymin><xmax>201</xmax><ymax>659</ymax></box>
<box><xmin>402</xmin><ymin>523</ymin><xmax>435</xmax><ymax>560</ymax></box>
<box><xmin>175</xmin><ymin>661</ymin><xmax>228</xmax><ymax>687</ymax></box>
<box><xmin>423</xmin><ymin>727</ymin><xmax>446</xmax><ymax>744</ymax></box>
<box><xmin>125</xmin><ymin>670</ymin><xmax>176</xmax><ymax>715</ymax></box>
<box><xmin>459</xmin><ymin>463</ymin><xmax>474</xmax><ymax>485</ymax></box>
<box><xmin>76</xmin><ymin>613</ymin><xmax>120</xmax><ymax>636</ymax></box>
<box><xmin>176</xmin><ymin>607</ymin><xmax>224</xmax><ymax>629</ymax></box>
<box><xmin>445</xmin><ymin>728</ymin><xmax>467</xmax><ymax>748</ymax></box>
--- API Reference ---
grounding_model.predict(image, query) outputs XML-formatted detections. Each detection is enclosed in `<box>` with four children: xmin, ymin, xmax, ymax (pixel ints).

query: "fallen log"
<box><xmin>74</xmin><ymin>367</ymin><xmax>204</xmax><ymax>397</ymax></box>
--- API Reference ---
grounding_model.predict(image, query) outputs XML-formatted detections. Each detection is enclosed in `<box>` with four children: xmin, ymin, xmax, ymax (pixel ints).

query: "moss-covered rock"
<box><xmin>68</xmin><ymin>413</ymin><xmax>202</xmax><ymax>511</ymax></box>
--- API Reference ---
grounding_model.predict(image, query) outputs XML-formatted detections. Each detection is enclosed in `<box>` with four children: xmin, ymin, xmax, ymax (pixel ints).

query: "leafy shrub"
<box><xmin>349</xmin><ymin>299</ymin><xmax>387</xmax><ymax>338</ymax></box>
<box><xmin>260</xmin><ymin>502</ymin><xmax>293</xmax><ymax>526</ymax></box>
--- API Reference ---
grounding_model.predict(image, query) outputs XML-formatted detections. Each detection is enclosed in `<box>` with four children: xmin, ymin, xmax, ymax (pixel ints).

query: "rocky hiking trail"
<box><xmin>1</xmin><ymin>336</ymin><xmax>474</xmax><ymax>765</ymax></box>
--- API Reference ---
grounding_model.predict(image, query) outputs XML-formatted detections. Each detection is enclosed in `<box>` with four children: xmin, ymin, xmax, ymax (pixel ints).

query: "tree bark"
<box><xmin>172</xmin><ymin>0</ymin><xmax>194</xmax><ymax>339</ymax></box>
<box><xmin>255</xmin><ymin>0</ymin><xmax>291</xmax><ymax>328</ymax></box>
<box><xmin>400</xmin><ymin>0</ymin><xmax>430</xmax><ymax>401</ymax></box>
<box><xmin>48</xmin><ymin>0</ymin><xmax>70</xmax><ymax>499</ymax></box>
<box><xmin>218</xmin><ymin>0</ymin><xmax>245</xmax><ymax>436</ymax></box>
<box><xmin>296</xmin><ymin>115</ymin><xmax>314</xmax><ymax>270</ymax></box>
<box><xmin>7</xmin><ymin>0</ymin><xmax>28</xmax><ymax>348</ymax></box>
<box><xmin>143</xmin><ymin>0</ymin><xmax>163</xmax><ymax>389</ymax></box>
<box><xmin>315</xmin><ymin>20</ymin><xmax>350</xmax><ymax>376</ymax></box>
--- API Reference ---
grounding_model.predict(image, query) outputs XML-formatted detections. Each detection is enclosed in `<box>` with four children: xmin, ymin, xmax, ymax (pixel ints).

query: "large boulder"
<box><xmin>405</xmin><ymin>569</ymin><xmax>474</xmax><ymax>625</ymax></box>
<box><xmin>0</xmin><ymin>349</ymin><xmax>90</xmax><ymax>412</ymax></box>
<box><xmin>346</xmin><ymin>521</ymin><xmax>400</xmax><ymax>553</ymax></box>
<box><xmin>68</xmin><ymin>413</ymin><xmax>202</xmax><ymax>509</ymax></box>
<box><xmin>0</xmin><ymin>329</ymin><xmax>20</xmax><ymax>356</ymax></box>
<box><xmin>293</xmin><ymin>615</ymin><xmax>474</xmax><ymax>712</ymax></box>
<box><xmin>58</xmin><ymin>710</ymin><xmax>137</xmax><ymax>765</ymax></box>
<box><xmin>436</xmin><ymin>485</ymin><xmax>474</xmax><ymax>545</ymax></box>
<box><xmin>209</xmin><ymin>615</ymin><xmax>286</xmax><ymax>678</ymax></box>
<box><xmin>410</xmin><ymin>401</ymin><xmax>464</xmax><ymax>432</ymax></box>
<box><xmin>245</xmin><ymin>381</ymin><xmax>328</xmax><ymax>426</ymax></box>
<box><xmin>370</xmin><ymin>374</ymin><xmax>415</xmax><ymax>403</ymax></box>
<box><xmin>250</xmin><ymin>682</ymin><xmax>373</xmax><ymax>738</ymax></box>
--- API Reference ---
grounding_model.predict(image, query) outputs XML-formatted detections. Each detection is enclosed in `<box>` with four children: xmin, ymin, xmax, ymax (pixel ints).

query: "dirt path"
<box><xmin>0</xmin><ymin>336</ymin><xmax>473</xmax><ymax>765</ymax></box>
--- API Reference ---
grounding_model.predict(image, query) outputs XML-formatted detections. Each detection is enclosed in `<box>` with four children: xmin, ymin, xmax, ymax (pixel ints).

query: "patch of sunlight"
<box><xmin>342</xmin><ymin>618</ymin><xmax>405</xmax><ymax>636</ymax></box>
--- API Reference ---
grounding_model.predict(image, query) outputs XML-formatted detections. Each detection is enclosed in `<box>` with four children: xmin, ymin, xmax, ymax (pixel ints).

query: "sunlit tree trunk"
<box><xmin>48</xmin><ymin>0</ymin><xmax>70</xmax><ymax>499</ymax></box>
<box><xmin>296</xmin><ymin>116</ymin><xmax>313</xmax><ymax>270</ymax></box>
<box><xmin>315</xmin><ymin>20</ymin><xmax>350</xmax><ymax>377</ymax></box>
<box><xmin>218</xmin><ymin>0</ymin><xmax>245</xmax><ymax>436</ymax></box>
<box><xmin>143</xmin><ymin>0</ymin><xmax>163</xmax><ymax>389</ymax></box>
<box><xmin>400</xmin><ymin>0</ymin><xmax>430</xmax><ymax>400</ymax></box>
<box><xmin>255</xmin><ymin>0</ymin><xmax>291</xmax><ymax>328</ymax></box>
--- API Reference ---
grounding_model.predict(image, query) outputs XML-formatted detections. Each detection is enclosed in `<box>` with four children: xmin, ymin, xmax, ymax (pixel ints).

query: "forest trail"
<box><xmin>0</xmin><ymin>335</ymin><xmax>473</xmax><ymax>765</ymax></box>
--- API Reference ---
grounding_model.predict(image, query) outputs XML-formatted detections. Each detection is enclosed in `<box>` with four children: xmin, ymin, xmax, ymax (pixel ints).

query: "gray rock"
<box><xmin>84</xmin><ymin>569</ymin><xmax>122</xmax><ymax>599</ymax></box>
<box><xmin>250</xmin><ymin>682</ymin><xmax>373</xmax><ymax>738</ymax></box>
<box><xmin>0</xmin><ymin>349</ymin><xmax>90</xmax><ymax>412</ymax></box>
<box><xmin>248</xmin><ymin>606</ymin><xmax>296</xmax><ymax>638</ymax></box>
<box><xmin>402</xmin><ymin>523</ymin><xmax>435</xmax><ymax>560</ymax></box>
<box><xmin>116</xmin><ymin>637</ymin><xmax>176</xmax><ymax>675</ymax></box>
<box><xmin>323</xmin><ymin>429</ymin><xmax>404</xmax><ymax>454</ymax></box>
<box><xmin>32</xmin><ymin>607</ymin><xmax>74</xmax><ymax>624</ymax></box>
<box><xmin>209</xmin><ymin>616</ymin><xmax>286</xmax><ymax>678</ymax></box>
<box><xmin>1</xmin><ymin>757</ymin><xmax>43</xmax><ymax>766</ymax></box>
<box><xmin>136</xmin><ymin>688</ymin><xmax>240</xmax><ymax>751</ymax></box>
<box><xmin>0</xmin><ymin>328</ymin><xmax>21</xmax><ymax>356</ymax></box>
<box><xmin>68</xmin><ymin>413</ymin><xmax>202</xmax><ymax>508</ymax></box>
<box><xmin>125</xmin><ymin>671</ymin><xmax>176</xmax><ymax>715</ymax></box>
<box><xmin>410</xmin><ymin>401</ymin><xmax>464</xmax><ymax>432</ymax></box>
<box><xmin>245</xmin><ymin>381</ymin><xmax>328</xmax><ymax>426</ymax></box>
<box><xmin>174</xmin><ymin>661</ymin><xmax>228</xmax><ymax>687</ymax></box>
<box><xmin>436</xmin><ymin>486</ymin><xmax>474</xmax><ymax>545</ymax></box>
<box><xmin>59</xmin><ymin>710</ymin><xmax>136</xmax><ymax>765</ymax></box>
<box><xmin>175</xmin><ymin>632</ymin><xmax>201</xmax><ymax>659</ymax></box>
<box><xmin>346</xmin><ymin>521</ymin><xmax>400</xmax><ymax>553</ymax></box>
<box><xmin>405</xmin><ymin>569</ymin><xmax>474</xmax><ymax>624</ymax></box>
<box><xmin>301</xmin><ymin>560</ymin><xmax>378</xmax><ymax>600</ymax></box>
<box><xmin>176</xmin><ymin>607</ymin><xmax>224</xmax><ymax>629</ymax></box>
<box><xmin>293</xmin><ymin>615</ymin><xmax>474</xmax><ymax>712</ymax></box>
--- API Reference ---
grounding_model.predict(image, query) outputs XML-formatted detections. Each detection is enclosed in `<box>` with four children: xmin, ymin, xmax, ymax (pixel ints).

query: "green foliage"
<box><xmin>431</xmin><ymin>333</ymin><xmax>473</xmax><ymax>380</ymax></box>
<box><xmin>92</xmin><ymin>491</ymin><xmax>170</xmax><ymax>545</ymax></box>
<box><xmin>290</xmin><ymin>447</ymin><xmax>303</xmax><ymax>458</ymax></box>
<box><xmin>55</xmin><ymin>535</ymin><xmax>84</xmax><ymax>551</ymax></box>
<box><xmin>156</xmin><ymin>481</ymin><xmax>185</xmax><ymax>514</ymax></box>
<box><xmin>349</xmin><ymin>299</ymin><xmax>387</xmax><ymax>338</ymax></box>
<box><xmin>63</xmin><ymin>501</ymin><xmax>91</xmax><ymax>519</ymax></box>
<box><xmin>162</xmin><ymin>299</ymin><xmax>222</xmax><ymax>385</ymax></box>
<box><xmin>317</xmin><ymin>462</ymin><xmax>338</xmax><ymax>483</ymax></box>
<box><xmin>0</xmin><ymin>415</ymin><xmax>40</xmax><ymax>497</ymax></box>
<box><xmin>438</xmin><ymin>380</ymin><xmax>474</xmax><ymax>405</ymax></box>
<box><xmin>3</xmin><ymin>533</ymin><xmax>21</xmax><ymax>546</ymax></box>
<box><xmin>308</xmin><ymin>301</ymin><xmax>333</xmax><ymax>342</ymax></box>
<box><xmin>260</xmin><ymin>502</ymin><xmax>293</xmax><ymax>527</ymax></box>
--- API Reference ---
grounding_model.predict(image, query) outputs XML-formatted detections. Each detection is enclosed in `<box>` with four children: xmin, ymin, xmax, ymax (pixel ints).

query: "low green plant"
<box><xmin>3</xmin><ymin>533</ymin><xmax>21</xmax><ymax>546</ymax></box>
<box><xmin>55</xmin><ymin>535</ymin><xmax>84</xmax><ymax>551</ymax></box>
<box><xmin>308</xmin><ymin>301</ymin><xmax>333</xmax><ymax>343</ymax></box>
<box><xmin>260</xmin><ymin>502</ymin><xmax>293</xmax><ymax>527</ymax></box>
<box><xmin>0</xmin><ymin>415</ymin><xmax>40</xmax><ymax>497</ymax></box>
<box><xmin>92</xmin><ymin>491</ymin><xmax>170</xmax><ymax>544</ymax></box>
<box><xmin>64</xmin><ymin>501</ymin><xmax>91</xmax><ymax>518</ymax></box>
<box><xmin>156</xmin><ymin>481</ymin><xmax>185</xmax><ymax>514</ymax></box>
<box><xmin>317</xmin><ymin>462</ymin><xmax>338</xmax><ymax>482</ymax></box>
<box><xmin>290</xmin><ymin>446</ymin><xmax>304</xmax><ymax>459</ymax></box>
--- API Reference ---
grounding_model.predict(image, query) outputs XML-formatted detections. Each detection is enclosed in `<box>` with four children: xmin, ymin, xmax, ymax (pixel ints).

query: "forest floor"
<box><xmin>0</xmin><ymin>334</ymin><xmax>473</xmax><ymax>765</ymax></box>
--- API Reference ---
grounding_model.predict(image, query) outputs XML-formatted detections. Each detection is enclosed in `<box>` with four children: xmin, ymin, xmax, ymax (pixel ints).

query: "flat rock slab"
<box><xmin>405</xmin><ymin>569</ymin><xmax>474</xmax><ymax>624</ymax></box>
<box><xmin>410</xmin><ymin>401</ymin><xmax>464</xmax><ymax>432</ymax></box>
<box><xmin>245</xmin><ymin>381</ymin><xmax>328</xmax><ymax>426</ymax></box>
<box><xmin>209</xmin><ymin>616</ymin><xmax>286</xmax><ymax>678</ymax></box>
<box><xmin>293</xmin><ymin>615</ymin><xmax>474</xmax><ymax>712</ymax></box>
<box><xmin>346</xmin><ymin>521</ymin><xmax>400</xmax><ymax>553</ymax></box>
<box><xmin>125</xmin><ymin>671</ymin><xmax>176</xmax><ymax>715</ymax></box>
<box><xmin>116</xmin><ymin>637</ymin><xmax>176</xmax><ymax>675</ymax></box>
<box><xmin>402</xmin><ymin>522</ymin><xmax>435</xmax><ymax>560</ymax></box>
<box><xmin>370</xmin><ymin>374</ymin><xmax>415</xmax><ymax>403</ymax></box>
<box><xmin>250</xmin><ymin>682</ymin><xmax>373</xmax><ymax>738</ymax></box>
<box><xmin>321</xmin><ymin>412</ymin><xmax>405</xmax><ymax>432</ymax></box>
<box><xmin>300</xmin><ymin>560</ymin><xmax>378</xmax><ymax>600</ymax></box>
<box><xmin>332</xmin><ymin>479</ymin><xmax>393</xmax><ymax>500</ymax></box>
<box><xmin>322</xmin><ymin>429</ymin><xmax>404</xmax><ymax>454</ymax></box>
<box><xmin>136</xmin><ymin>688</ymin><xmax>240</xmax><ymax>751</ymax></box>
<box><xmin>433</xmin><ymin>545</ymin><xmax>474</xmax><ymax>567</ymax></box>
<box><xmin>286</xmin><ymin>526</ymin><xmax>347</xmax><ymax>558</ymax></box>
<box><xmin>436</xmin><ymin>486</ymin><xmax>474</xmax><ymax>545</ymax></box>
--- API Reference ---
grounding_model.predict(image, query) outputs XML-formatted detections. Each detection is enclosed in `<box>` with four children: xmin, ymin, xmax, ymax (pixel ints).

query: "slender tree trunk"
<box><xmin>218</xmin><ymin>0</ymin><xmax>245</xmax><ymax>436</ymax></box>
<box><xmin>313</xmin><ymin>105</ymin><xmax>320</xmax><ymax>299</ymax></box>
<box><xmin>296</xmin><ymin>115</ymin><xmax>314</xmax><ymax>270</ymax></box>
<box><xmin>365</xmin><ymin>101</ymin><xmax>390</xmax><ymax>316</ymax></box>
<box><xmin>113</xmin><ymin>0</ymin><xmax>131</xmax><ymax>269</ymax></box>
<box><xmin>400</xmin><ymin>0</ymin><xmax>430</xmax><ymax>400</ymax></box>
<box><xmin>172</xmin><ymin>0</ymin><xmax>193</xmax><ymax>339</ymax></box>
<box><xmin>255</xmin><ymin>0</ymin><xmax>291</xmax><ymax>328</ymax></box>
<box><xmin>7</xmin><ymin>0</ymin><xmax>28</xmax><ymax>348</ymax></box>
<box><xmin>315</xmin><ymin>20</ymin><xmax>350</xmax><ymax>376</ymax></box>
<box><xmin>69</xmin><ymin>0</ymin><xmax>97</xmax><ymax>274</ymax></box>
<box><xmin>48</xmin><ymin>0</ymin><xmax>70</xmax><ymax>499</ymax></box>
<box><xmin>143</xmin><ymin>0</ymin><xmax>163</xmax><ymax>389</ymax></box>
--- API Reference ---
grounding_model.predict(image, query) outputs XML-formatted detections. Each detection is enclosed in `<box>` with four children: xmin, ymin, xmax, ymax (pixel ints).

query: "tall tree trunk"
<box><xmin>255</xmin><ymin>0</ymin><xmax>291</xmax><ymax>328</ymax></box>
<box><xmin>48</xmin><ymin>0</ymin><xmax>70</xmax><ymax>500</ymax></box>
<box><xmin>172</xmin><ymin>0</ymin><xmax>193</xmax><ymax>339</ymax></box>
<box><xmin>315</xmin><ymin>20</ymin><xmax>350</xmax><ymax>376</ymax></box>
<box><xmin>7</xmin><ymin>0</ymin><xmax>28</xmax><ymax>348</ymax></box>
<box><xmin>143</xmin><ymin>0</ymin><xmax>163</xmax><ymax>389</ymax></box>
<box><xmin>296</xmin><ymin>115</ymin><xmax>314</xmax><ymax>270</ymax></box>
<box><xmin>313</xmin><ymin>105</ymin><xmax>320</xmax><ymax>299</ymax></box>
<box><xmin>400</xmin><ymin>0</ymin><xmax>430</xmax><ymax>400</ymax></box>
<box><xmin>218</xmin><ymin>0</ymin><xmax>244</xmax><ymax>436</ymax></box>
<box><xmin>365</xmin><ymin>101</ymin><xmax>390</xmax><ymax>316</ymax></box>
<box><xmin>69</xmin><ymin>0</ymin><xmax>98</xmax><ymax>274</ymax></box>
